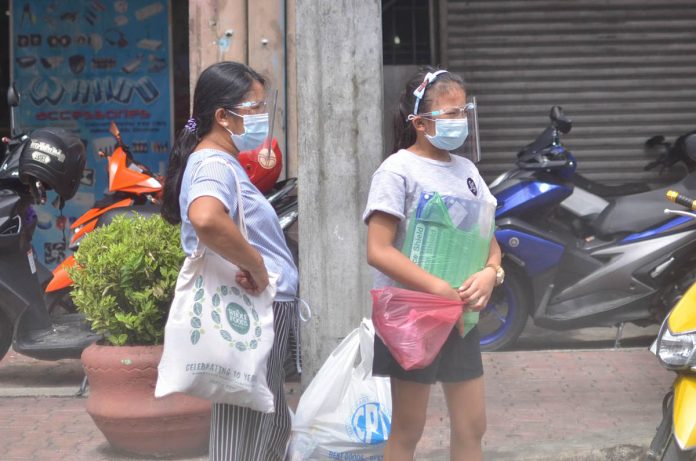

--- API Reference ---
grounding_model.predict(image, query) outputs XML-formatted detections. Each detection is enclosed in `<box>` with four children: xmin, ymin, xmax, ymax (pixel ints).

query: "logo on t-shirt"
<box><xmin>467</xmin><ymin>178</ymin><xmax>478</xmax><ymax>196</ymax></box>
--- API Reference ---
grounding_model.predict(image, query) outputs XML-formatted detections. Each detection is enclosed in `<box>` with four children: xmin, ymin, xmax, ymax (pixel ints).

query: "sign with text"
<box><xmin>11</xmin><ymin>0</ymin><xmax>172</xmax><ymax>267</ymax></box>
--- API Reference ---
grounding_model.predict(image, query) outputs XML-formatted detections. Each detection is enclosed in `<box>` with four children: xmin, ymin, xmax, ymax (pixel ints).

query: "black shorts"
<box><xmin>373</xmin><ymin>326</ymin><xmax>484</xmax><ymax>384</ymax></box>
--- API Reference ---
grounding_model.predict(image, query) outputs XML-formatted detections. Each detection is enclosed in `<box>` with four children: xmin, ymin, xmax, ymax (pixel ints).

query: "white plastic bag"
<box><xmin>155</xmin><ymin>158</ymin><xmax>278</xmax><ymax>413</ymax></box>
<box><xmin>288</xmin><ymin>319</ymin><xmax>392</xmax><ymax>460</ymax></box>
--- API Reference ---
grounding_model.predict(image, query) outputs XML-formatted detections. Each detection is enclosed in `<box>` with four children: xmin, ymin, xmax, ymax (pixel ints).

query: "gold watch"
<box><xmin>485</xmin><ymin>264</ymin><xmax>505</xmax><ymax>287</ymax></box>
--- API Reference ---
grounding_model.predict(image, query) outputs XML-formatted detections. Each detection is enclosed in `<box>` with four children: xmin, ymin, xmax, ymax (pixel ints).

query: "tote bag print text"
<box><xmin>187</xmin><ymin>275</ymin><xmax>266</xmax><ymax>386</ymax></box>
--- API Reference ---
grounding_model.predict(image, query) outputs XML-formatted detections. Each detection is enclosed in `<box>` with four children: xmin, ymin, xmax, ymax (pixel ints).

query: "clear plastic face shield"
<box><xmin>408</xmin><ymin>70</ymin><xmax>482</xmax><ymax>162</ymax></box>
<box><xmin>263</xmin><ymin>88</ymin><xmax>278</xmax><ymax>157</ymax></box>
<box><xmin>413</xmin><ymin>98</ymin><xmax>481</xmax><ymax>163</ymax></box>
<box><xmin>229</xmin><ymin>87</ymin><xmax>277</xmax><ymax>156</ymax></box>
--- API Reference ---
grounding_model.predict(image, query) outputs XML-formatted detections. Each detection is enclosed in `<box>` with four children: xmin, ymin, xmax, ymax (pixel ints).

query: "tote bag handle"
<box><xmin>191</xmin><ymin>157</ymin><xmax>248</xmax><ymax>242</ymax></box>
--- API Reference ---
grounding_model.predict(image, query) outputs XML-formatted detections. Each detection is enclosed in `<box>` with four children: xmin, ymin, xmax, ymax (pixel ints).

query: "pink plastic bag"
<box><xmin>371</xmin><ymin>287</ymin><xmax>463</xmax><ymax>371</ymax></box>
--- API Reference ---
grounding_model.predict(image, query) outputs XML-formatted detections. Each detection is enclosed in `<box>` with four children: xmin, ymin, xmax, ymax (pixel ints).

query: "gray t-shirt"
<box><xmin>362</xmin><ymin>149</ymin><xmax>496</xmax><ymax>289</ymax></box>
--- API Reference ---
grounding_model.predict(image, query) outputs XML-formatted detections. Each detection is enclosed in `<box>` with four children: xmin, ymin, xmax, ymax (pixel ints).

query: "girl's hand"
<box><xmin>430</xmin><ymin>279</ymin><xmax>462</xmax><ymax>303</ymax></box>
<box><xmin>457</xmin><ymin>267</ymin><xmax>497</xmax><ymax>312</ymax></box>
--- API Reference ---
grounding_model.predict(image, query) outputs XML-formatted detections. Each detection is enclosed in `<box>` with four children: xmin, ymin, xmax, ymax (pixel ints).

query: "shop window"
<box><xmin>382</xmin><ymin>0</ymin><xmax>435</xmax><ymax>65</ymax></box>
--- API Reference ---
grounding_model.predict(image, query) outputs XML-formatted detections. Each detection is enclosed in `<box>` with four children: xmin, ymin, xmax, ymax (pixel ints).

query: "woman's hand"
<box><xmin>235</xmin><ymin>260</ymin><xmax>269</xmax><ymax>295</ymax></box>
<box><xmin>457</xmin><ymin>267</ymin><xmax>497</xmax><ymax>312</ymax></box>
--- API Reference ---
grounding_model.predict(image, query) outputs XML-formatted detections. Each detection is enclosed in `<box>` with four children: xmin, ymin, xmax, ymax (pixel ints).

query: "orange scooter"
<box><xmin>45</xmin><ymin>122</ymin><xmax>163</xmax><ymax>295</ymax></box>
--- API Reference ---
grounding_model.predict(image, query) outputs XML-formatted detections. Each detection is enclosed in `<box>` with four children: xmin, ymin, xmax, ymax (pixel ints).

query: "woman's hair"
<box><xmin>392</xmin><ymin>66</ymin><xmax>466</xmax><ymax>154</ymax></box>
<box><xmin>161</xmin><ymin>61</ymin><xmax>266</xmax><ymax>224</ymax></box>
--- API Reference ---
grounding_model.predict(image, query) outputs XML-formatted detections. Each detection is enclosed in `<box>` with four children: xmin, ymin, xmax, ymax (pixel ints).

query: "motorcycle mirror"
<box><xmin>109</xmin><ymin>122</ymin><xmax>124</xmax><ymax>147</ymax></box>
<box><xmin>683</xmin><ymin>133</ymin><xmax>696</xmax><ymax>162</ymax></box>
<box><xmin>7</xmin><ymin>83</ymin><xmax>20</xmax><ymax>137</ymax></box>
<box><xmin>549</xmin><ymin>106</ymin><xmax>572</xmax><ymax>134</ymax></box>
<box><xmin>7</xmin><ymin>83</ymin><xmax>19</xmax><ymax>107</ymax></box>
<box><xmin>644</xmin><ymin>135</ymin><xmax>666</xmax><ymax>149</ymax></box>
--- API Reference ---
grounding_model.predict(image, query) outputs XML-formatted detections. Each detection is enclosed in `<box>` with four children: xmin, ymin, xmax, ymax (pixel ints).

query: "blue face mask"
<box><xmin>225</xmin><ymin>112</ymin><xmax>269</xmax><ymax>152</ymax></box>
<box><xmin>426</xmin><ymin>118</ymin><xmax>469</xmax><ymax>151</ymax></box>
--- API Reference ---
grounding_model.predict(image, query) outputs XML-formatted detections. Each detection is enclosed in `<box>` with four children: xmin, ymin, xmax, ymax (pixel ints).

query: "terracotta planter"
<box><xmin>82</xmin><ymin>343</ymin><xmax>211</xmax><ymax>457</ymax></box>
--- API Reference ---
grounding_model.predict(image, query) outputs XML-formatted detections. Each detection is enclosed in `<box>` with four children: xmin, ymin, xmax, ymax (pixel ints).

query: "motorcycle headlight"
<box><xmin>656</xmin><ymin>322</ymin><xmax>696</xmax><ymax>370</ymax></box>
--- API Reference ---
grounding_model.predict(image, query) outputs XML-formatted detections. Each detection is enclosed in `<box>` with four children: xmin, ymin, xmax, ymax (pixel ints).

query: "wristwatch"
<box><xmin>485</xmin><ymin>264</ymin><xmax>505</xmax><ymax>287</ymax></box>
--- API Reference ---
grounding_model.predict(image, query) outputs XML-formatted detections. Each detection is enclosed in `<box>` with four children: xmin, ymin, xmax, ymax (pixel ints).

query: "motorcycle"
<box><xmin>45</xmin><ymin>121</ymin><xmax>162</xmax><ymax>297</ymax></box>
<box><xmin>0</xmin><ymin>84</ymin><xmax>99</xmax><ymax>362</ymax></box>
<box><xmin>646</xmin><ymin>190</ymin><xmax>696</xmax><ymax>461</ymax></box>
<box><xmin>479</xmin><ymin>106</ymin><xmax>696</xmax><ymax>351</ymax></box>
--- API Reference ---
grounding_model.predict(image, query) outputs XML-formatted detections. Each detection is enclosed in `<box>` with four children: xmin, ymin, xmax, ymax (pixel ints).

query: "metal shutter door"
<box><xmin>444</xmin><ymin>0</ymin><xmax>696</xmax><ymax>184</ymax></box>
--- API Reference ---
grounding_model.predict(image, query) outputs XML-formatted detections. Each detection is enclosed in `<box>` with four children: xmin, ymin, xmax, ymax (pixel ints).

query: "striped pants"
<box><xmin>209</xmin><ymin>300</ymin><xmax>297</xmax><ymax>461</ymax></box>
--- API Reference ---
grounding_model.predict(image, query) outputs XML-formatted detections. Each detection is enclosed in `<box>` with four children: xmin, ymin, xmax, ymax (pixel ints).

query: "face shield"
<box><xmin>261</xmin><ymin>88</ymin><xmax>278</xmax><ymax>160</ymax></box>
<box><xmin>460</xmin><ymin>96</ymin><xmax>481</xmax><ymax>163</ymax></box>
<box><xmin>236</xmin><ymin>88</ymin><xmax>282</xmax><ymax>193</ymax></box>
<box><xmin>412</xmin><ymin>97</ymin><xmax>481</xmax><ymax>162</ymax></box>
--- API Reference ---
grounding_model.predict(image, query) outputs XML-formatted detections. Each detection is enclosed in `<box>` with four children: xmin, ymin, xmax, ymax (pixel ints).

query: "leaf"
<box><xmin>194</xmin><ymin>302</ymin><xmax>203</xmax><ymax>316</ymax></box>
<box><xmin>221</xmin><ymin>286</ymin><xmax>228</xmax><ymax>296</ymax></box>
<box><xmin>243</xmin><ymin>295</ymin><xmax>251</xmax><ymax>307</ymax></box>
<box><xmin>212</xmin><ymin>294</ymin><xmax>220</xmax><ymax>307</ymax></box>
<box><xmin>191</xmin><ymin>330</ymin><xmax>200</xmax><ymax>345</ymax></box>
<box><xmin>191</xmin><ymin>318</ymin><xmax>201</xmax><ymax>328</ymax></box>
<box><xmin>220</xmin><ymin>330</ymin><xmax>232</xmax><ymax>341</ymax></box>
<box><xmin>195</xmin><ymin>275</ymin><xmax>203</xmax><ymax>289</ymax></box>
<box><xmin>249</xmin><ymin>340</ymin><xmax>257</xmax><ymax>350</ymax></box>
<box><xmin>231</xmin><ymin>286</ymin><xmax>240</xmax><ymax>296</ymax></box>
<box><xmin>235</xmin><ymin>342</ymin><xmax>247</xmax><ymax>352</ymax></box>
<box><xmin>194</xmin><ymin>289</ymin><xmax>204</xmax><ymax>302</ymax></box>
<box><xmin>211</xmin><ymin>311</ymin><xmax>221</xmax><ymax>325</ymax></box>
<box><xmin>251</xmin><ymin>309</ymin><xmax>259</xmax><ymax>322</ymax></box>
<box><xmin>255</xmin><ymin>326</ymin><xmax>262</xmax><ymax>338</ymax></box>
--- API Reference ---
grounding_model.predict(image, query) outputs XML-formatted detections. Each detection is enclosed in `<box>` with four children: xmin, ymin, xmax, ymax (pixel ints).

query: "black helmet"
<box><xmin>19</xmin><ymin>127</ymin><xmax>86</xmax><ymax>202</ymax></box>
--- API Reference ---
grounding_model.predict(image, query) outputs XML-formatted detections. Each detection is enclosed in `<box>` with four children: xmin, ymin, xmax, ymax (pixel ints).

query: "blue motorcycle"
<box><xmin>480</xmin><ymin>106</ymin><xmax>696</xmax><ymax>351</ymax></box>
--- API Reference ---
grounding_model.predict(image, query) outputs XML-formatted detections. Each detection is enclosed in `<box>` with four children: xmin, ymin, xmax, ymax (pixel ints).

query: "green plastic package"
<box><xmin>401</xmin><ymin>192</ymin><xmax>495</xmax><ymax>336</ymax></box>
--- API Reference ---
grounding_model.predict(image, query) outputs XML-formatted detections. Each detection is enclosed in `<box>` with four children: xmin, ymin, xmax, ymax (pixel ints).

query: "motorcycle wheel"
<box><xmin>663</xmin><ymin>437</ymin><xmax>696</xmax><ymax>461</ymax></box>
<box><xmin>478</xmin><ymin>265</ymin><xmax>530</xmax><ymax>351</ymax></box>
<box><xmin>0</xmin><ymin>311</ymin><xmax>12</xmax><ymax>362</ymax></box>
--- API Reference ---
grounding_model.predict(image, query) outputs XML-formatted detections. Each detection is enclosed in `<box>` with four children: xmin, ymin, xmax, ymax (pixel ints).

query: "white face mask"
<box><xmin>426</xmin><ymin>118</ymin><xmax>469</xmax><ymax>151</ymax></box>
<box><xmin>225</xmin><ymin>111</ymin><xmax>269</xmax><ymax>152</ymax></box>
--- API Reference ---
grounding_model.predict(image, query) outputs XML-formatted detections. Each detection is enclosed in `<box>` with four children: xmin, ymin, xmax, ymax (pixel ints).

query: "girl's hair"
<box><xmin>161</xmin><ymin>61</ymin><xmax>266</xmax><ymax>224</ymax></box>
<box><xmin>392</xmin><ymin>66</ymin><xmax>466</xmax><ymax>154</ymax></box>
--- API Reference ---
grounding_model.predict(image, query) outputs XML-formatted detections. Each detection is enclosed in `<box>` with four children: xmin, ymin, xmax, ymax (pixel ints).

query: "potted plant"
<box><xmin>68</xmin><ymin>214</ymin><xmax>211</xmax><ymax>457</ymax></box>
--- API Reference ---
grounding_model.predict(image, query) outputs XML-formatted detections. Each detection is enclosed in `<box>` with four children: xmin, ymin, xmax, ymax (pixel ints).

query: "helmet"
<box><xmin>238</xmin><ymin>137</ymin><xmax>283</xmax><ymax>194</ymax></box>
<box><xmin>19</xmin><ymin>127</ymin><xmax>86</xmax><ymax>202</ymax></box>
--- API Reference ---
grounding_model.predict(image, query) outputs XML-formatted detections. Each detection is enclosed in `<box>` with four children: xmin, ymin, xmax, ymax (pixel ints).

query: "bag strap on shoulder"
<box><xmin>192</xmin><ymin>157</ymin><xmax>248</xmax><ymax>238</ymax></box>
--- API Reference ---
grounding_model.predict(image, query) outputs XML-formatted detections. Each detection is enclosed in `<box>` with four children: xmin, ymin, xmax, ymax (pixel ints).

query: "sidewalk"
<box><xmin>0</xmin><ymin>347</ymin><xmax>673</xmax><ymax>460</ymax></box>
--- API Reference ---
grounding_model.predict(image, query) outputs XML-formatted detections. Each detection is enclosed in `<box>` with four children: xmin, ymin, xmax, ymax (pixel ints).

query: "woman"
<box><xmin>161</xmin><ymin>61</ymin><xmax>298</xmax><ymax>461</ymax></box>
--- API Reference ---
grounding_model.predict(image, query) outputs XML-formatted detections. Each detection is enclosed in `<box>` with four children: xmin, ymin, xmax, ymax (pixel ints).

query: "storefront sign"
<box><xmin>11</xmin><ymin>0</ymin><xmax>173</xmax><ymax>267</ymax></box>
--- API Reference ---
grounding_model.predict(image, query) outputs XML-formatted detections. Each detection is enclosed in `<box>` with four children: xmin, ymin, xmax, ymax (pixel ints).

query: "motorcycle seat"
<box><xmin>592</xmin><ymin>171</ymin><xmax>696</xmax><ymax>237</ymax></box>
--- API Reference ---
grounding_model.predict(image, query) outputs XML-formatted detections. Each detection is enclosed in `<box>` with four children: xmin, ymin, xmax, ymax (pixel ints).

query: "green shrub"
<box><xmin>68</xmin><ymin>214</ymin><xmax>184</xmax><ymax>346</ymax></box>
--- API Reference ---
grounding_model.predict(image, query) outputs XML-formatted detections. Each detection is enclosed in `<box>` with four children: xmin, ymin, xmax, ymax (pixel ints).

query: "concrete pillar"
<box><xmin>295</xmin><ymin>0</ymin><xmax>384</xmax><ymax>383</ymax></box>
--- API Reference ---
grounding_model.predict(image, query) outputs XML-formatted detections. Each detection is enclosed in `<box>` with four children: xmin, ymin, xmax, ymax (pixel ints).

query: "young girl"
<box><xmin>161</xmin><ymin>62</ymin><xmax>298</xmax><ymax>461</ymax></box>
<box><xmin>363</xmin><ymin>67</ymin><xmax>503</xmax><ymax>461</ymax></box>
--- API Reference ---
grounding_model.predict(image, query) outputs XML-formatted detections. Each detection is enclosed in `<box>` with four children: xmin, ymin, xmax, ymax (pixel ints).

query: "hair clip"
<box><xmin>184</xmin><ymin>117</ymin><xmax>197</xmax><ymax>133</ymax></box>
<box><xmin>412</xmin><ymin>70</ymin><xmax>448</xmax><ymax>115</ymax></box>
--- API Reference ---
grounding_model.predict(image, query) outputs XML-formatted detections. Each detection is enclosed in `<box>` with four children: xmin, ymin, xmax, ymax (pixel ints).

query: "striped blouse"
<box><xmin>178</xmin><ymin>148</ymin><xmax>298</xmax><ymax>301</ymax></box>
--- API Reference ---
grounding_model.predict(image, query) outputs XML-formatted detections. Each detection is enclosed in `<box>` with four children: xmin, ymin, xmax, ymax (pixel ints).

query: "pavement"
<box><xmin>0</xmin><ymin>324</ymin><xmax>674</xmax><ymax>461</ymax></box>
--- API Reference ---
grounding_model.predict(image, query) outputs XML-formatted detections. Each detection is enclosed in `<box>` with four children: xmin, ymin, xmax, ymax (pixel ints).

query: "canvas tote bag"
<box><xmin>155</xmin><ymin>158</ymin><xmax>278</xmax><ymax>413</ymax></box>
